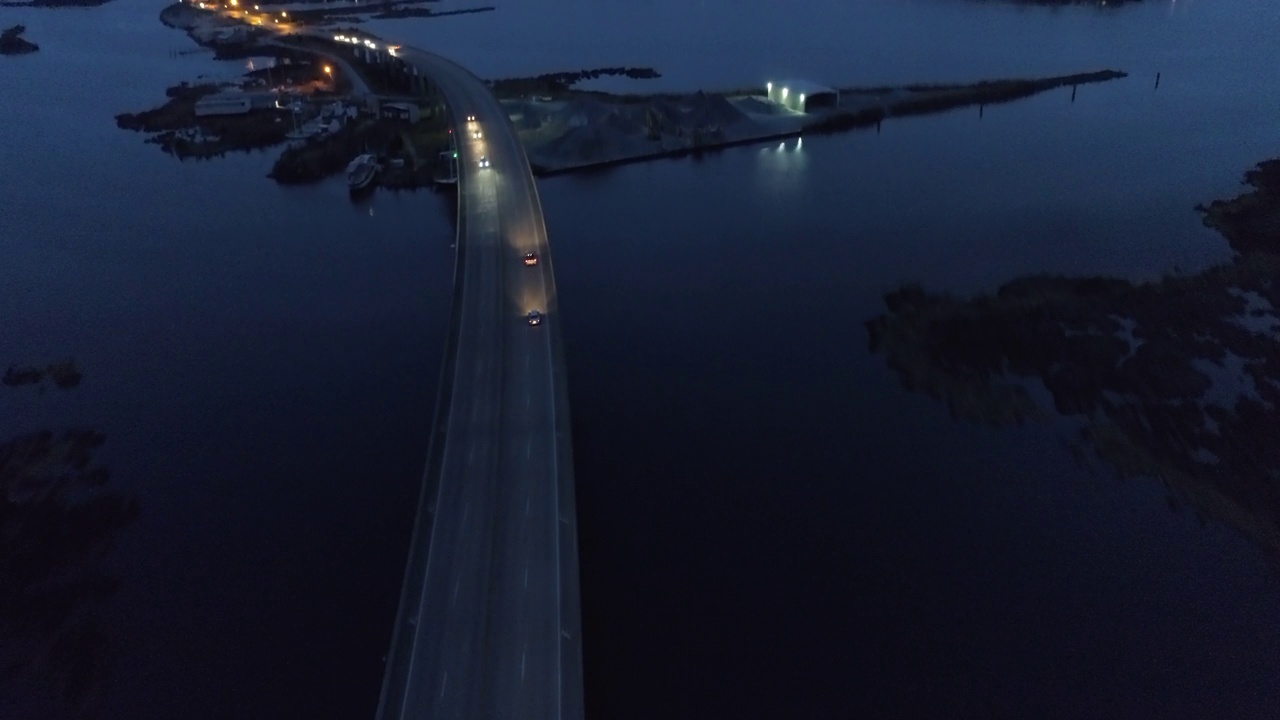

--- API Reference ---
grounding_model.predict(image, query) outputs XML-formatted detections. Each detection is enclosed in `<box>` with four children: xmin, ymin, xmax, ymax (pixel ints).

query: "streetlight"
<box><xmin>324</xmin><ymin>65</ymin><xmax>332</xmax><ymax>76</ymax></box>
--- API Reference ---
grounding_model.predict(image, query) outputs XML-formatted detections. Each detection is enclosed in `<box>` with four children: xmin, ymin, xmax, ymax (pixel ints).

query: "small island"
<box><xmin>867</xmin><ymin>158</ymin><xmax>1280</xmax><ymax>558</ymax></box>
<box><xmin>0</xmin><ymin>362</ymin><xmax>138</xmax><ymax>708</ymax></box>
<box><xmin>1</xmin><ymin>24</ymin><xmax>39</xmax><ymax>55</ymax></box>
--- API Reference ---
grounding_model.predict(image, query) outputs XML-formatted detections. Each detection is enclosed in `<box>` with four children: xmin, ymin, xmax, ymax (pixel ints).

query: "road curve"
<box><xmin>374</xmin><ymin>47</ymin><xmax>584</xmax><ymax>720</ymax></box>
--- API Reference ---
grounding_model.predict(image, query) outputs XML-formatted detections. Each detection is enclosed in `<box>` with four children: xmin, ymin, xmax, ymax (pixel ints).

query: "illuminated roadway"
<box><xmin>373</xmin><ymin>47</ymin><xmax>584</xmax><ymax>720</ymax></box>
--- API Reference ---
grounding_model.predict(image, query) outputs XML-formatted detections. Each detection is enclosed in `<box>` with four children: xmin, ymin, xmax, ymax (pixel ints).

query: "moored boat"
<box><xmin>346</xmin><ymin>153</ymin><xmax>380</xmax><ymax>193</ymax></box>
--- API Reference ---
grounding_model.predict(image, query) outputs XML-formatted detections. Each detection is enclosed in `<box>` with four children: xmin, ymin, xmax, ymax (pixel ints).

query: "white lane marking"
<box><xmin>524</xmin><ymin>562</ymin><xmax>529</xmax><ymax>589</ymax></box>
<box><xmin>452</xmin><ymin>579</ymin><xmax>460</xmax><ymax>607</ymax></box>
<box><xmin>521</xmin><ymin>646</ymin><xmax>527</xmax><ymax>682</ymax></box>
<box><xmin>397</xmin><ymin>61</ymin><xmax>567</xmax><ymax>717</ymax></box>
<box><xmin>526</xmin><ymin>440</ymin><xmax>531</xmax><ymax>459</ymax></box>
<box><xmin>461</xmin><ymin>502</ymin><xmax>469</xmax><ymax>527</ymax></box>
<box><xmin>492</xmin><ymin>97</ymin><xmax>567</xmax><ymax>715</ymax></box>
<box><xmin>525</xmin><ymin>493</ymin><xmax>531</xmax><ymax>516</ymax></box>
<box><xmin>440</xmin><ymin>671</ymin><xmax>448</xmax><ymax>698</ymax></box>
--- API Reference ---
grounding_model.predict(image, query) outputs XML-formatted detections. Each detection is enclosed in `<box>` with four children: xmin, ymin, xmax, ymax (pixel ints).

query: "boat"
<box><xmin>346</xmin><ymin>153</ymin><xmax>380</xmax><ymax>193</ymax></box>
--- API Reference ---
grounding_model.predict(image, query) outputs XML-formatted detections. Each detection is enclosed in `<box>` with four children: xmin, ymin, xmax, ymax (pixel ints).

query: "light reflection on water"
<box><xmin>754</xmin><ymin>135</ymin><xmax>809</xmax><ymax>196</ymax></box>
<box><xmin>3</xmin><ymin>0</ymin><xmax>1280</xmax><ymax>717</ymax></box>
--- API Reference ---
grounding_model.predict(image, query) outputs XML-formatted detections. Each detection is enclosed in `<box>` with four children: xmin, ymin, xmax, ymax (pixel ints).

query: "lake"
<box><xmin>1</xmin><ymin>0</ymin><xmax>1278</xmax><ymax>717</ymax></box>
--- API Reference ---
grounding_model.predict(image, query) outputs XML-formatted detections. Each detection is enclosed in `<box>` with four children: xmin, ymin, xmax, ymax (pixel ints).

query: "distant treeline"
<box><xmin>371</xmin><ymin>5</ymin><xmax>494</xmax><ymax>20</ymax></box>
<box><xmin>491</xmin><ymin>67</ymin><xmax>661</xmax><ymax>98</ymax></box>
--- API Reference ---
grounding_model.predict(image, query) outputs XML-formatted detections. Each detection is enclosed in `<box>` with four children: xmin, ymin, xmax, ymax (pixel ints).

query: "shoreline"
<box><xmin>520</xmin><ymin>69</ymin><xmax>1125</xmax><ymax>175</ymax></box>
<box><xmin>129</xmin><ymin>3</ymin><xmax>1129</xmax><ymax>187</ymax></box>
<box><xmin>867</xmin><ymin>157</ymin><xmax>1280</xmax><ymax>559</ymax></box>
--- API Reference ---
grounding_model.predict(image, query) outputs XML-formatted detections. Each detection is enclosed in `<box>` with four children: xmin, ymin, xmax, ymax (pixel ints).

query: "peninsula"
<box><xmin>0</xmin><ymin>24</ymin><xmax>38</xmax><ymax>54</ymax></box>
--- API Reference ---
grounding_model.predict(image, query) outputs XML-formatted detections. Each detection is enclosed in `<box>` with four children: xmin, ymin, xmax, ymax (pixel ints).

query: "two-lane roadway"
<box><xmin>375</xmin><ymin>48</ymin><xmax>583</xmax><ymax>720</ymax></box>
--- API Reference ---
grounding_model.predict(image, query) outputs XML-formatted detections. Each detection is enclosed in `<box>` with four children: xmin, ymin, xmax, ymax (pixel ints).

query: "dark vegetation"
<box><xmin>868</xmin><ymin>158</ymin><xmax>1280</xmax><ymax>558</ymax></box>
<box><xmin>114</xmin><ymin>82</ymin><xmax>290</xmax><ymax>159</ymax></box>
<box><xmin>371</xmin><ymin>5</ymin><xmax>493</xmax><ymax>20</ymax></box>
<box><xmin>491</xmin><ymin>67</ymin><xmax>662</xmax><ymax>99</ymax></box>
<box><xmin>270</xmin><ymin>110</ymin><xmax>449</xmax><ymax>187</ymax></box>
<box><xmin>811</xmin><ymin>69</ymin><xmax>1126</xmax><ymax>132</ymax></box>
<box><xmin>269</xmin><ymin>117</ymin><xmax>395</xmax><ymax>184</ymax></box>
<box><xmin>996</xmin><ymin>0</ymin><xmax>1143</xmax><ymax>5</ymax></box>
<box><xmin>1196</xmin><ymin>159</ymin><xmax>1280</xmax><ymax>257</ymax></box>
<box><xmin>3</xmin><ymin>360</ymin><xmax>82</xmax><ymax>389</ymax></box>
<box><xmin>0</xmin><ymin>24</ymin><xmax>38</xmax><ymax>54</ymax></box>
<box><xmin>1</xmin><ymin>367</ymin><xmax>138</xmax><ymax>710</ymax></box>
<box><xmin>115</xmin><ymin>82</ymin><xmax>220</xmax><ymax>132</ymax></box>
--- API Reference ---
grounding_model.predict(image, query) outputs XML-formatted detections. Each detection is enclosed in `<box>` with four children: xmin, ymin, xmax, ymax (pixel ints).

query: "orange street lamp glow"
<box><xmin>323</xmin><ymin>65</ymin><xmax>332</xmax><ymax>75</ymax></box>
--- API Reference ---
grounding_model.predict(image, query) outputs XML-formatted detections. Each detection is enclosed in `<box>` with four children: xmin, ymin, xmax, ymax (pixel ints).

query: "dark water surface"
<box><xmin>2</xmin><ymin>5</ymin><xmax>454</xmax><ymax>716</ymax></box>
<box><xmin>2</xmin><ymin>0</ymin><xmax>1279</xmax><ymax>717</ymax></box>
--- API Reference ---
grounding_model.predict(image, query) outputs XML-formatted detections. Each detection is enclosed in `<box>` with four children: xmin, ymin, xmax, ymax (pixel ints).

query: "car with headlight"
<box><xmin>527</xmin><ymin>310</ymin><xmax>542</xmax><ymax>326</ymax></box>
<box><xmin>523</xmin><ymin>251</ymin><xmax>539</xmax><ymax>266</ymax></box>
<box><xmin>479</xmin><ymin>156</ymin><xmax>490</xmax><ymax>169</ymax></box>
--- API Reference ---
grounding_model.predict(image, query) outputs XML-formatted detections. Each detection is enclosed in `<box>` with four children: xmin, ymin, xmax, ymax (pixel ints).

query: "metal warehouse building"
<box><xmin>766</xmin><ymin>79</ymin><xmax>839</xmax><ymax>113</ymax></box>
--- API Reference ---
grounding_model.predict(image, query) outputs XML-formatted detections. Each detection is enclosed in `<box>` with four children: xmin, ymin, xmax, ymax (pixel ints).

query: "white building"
<box><xmin>765</xmin><ymin>79</ymin><xmax>839</xmax><ymax>113</ymax></box>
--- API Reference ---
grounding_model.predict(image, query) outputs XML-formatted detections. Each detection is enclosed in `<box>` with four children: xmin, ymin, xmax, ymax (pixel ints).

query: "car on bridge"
<box><xmin>523</xmin><ymin>251</ymin><xmax>539</xmax><ymax>266</ymax></box>
<box><xmin>479</xmin><ymin>156</ymin><xmax>490</xmax><ymax>169</ymax></box>
<box><xmin>465</xmin><ymin>114</ymin><xmax>476</xmax><ymax>122</ymax></box>
<box><xmin>527</xmin><ymin>310</ymin><xmax>543</xmax><ymax>326</ymax></box>
<box><xmin>472</xmin><ymin>129</ymin><xmax>482</xmax><ymax>139</ymax></box>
